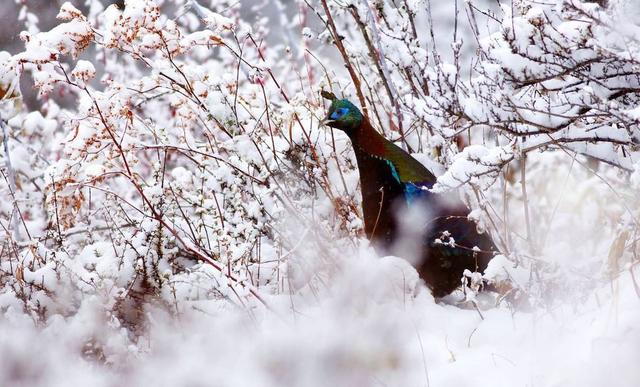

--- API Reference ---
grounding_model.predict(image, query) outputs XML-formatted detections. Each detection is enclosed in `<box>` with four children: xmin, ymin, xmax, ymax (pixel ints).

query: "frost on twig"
<box><xmin>432</xmin><ymin>145</ymin><xmax>515</xmax><ymax>192</ymax></box>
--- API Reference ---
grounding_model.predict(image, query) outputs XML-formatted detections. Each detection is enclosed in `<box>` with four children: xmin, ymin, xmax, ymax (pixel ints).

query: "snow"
<box><xmin>0</xmin><ymin>0</ymin><xmax>639</xmax><ymax>386</ymax></box>
<box><xmin>433</xmin><ymin>145</ymin><xmax>515</xmax><ymax>192</ymax></box>
<box><xmin>84</xmin><ymin>163</ymin><xmax>105</xmax><ymax>177</ymax></box>
<box><xmin>1</xmin><ymin>254</ymin><xmax>638</xmax><ymax>386</ymax></box>
<box><xmin>21</xmin><ymin>111</ymin><xmax>56</xmax><ymax>136</ymax></box>
<box><xmin>56</xmin><ymin>2</ymin><xmax>85</xmax><ymax>21</ymax></box>
<box><xmin>71</xmin><ymin>60</ymin><xmax>96</xmax><ymax>87</ymax></box>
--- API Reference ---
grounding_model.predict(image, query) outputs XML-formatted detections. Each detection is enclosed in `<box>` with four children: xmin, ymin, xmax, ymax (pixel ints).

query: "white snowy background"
<box><xmin>0</xmin><ymin>0</ymin><xmax>639</xmax><ymax>386</ymax></box>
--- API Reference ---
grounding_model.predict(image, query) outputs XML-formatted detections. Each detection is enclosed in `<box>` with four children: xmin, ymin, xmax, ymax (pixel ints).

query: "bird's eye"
<box><xmin>330</xmin><ymin>107</ymin><xmax>349</xmax><ymax>120</ymax></box>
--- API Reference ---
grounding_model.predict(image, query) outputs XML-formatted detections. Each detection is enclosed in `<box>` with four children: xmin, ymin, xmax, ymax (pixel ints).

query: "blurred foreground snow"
<box><xmin>1</xmin><ymin>245</ymin><xmax>638</xmax><ymax>387</ymax></box>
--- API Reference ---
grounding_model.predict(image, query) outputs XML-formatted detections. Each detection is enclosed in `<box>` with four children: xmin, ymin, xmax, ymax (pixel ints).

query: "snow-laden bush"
<box><xmin>0</xmin><ymin>0</ymin><xmax>638</xmax><ymax>385</ymax></box>
<box><xmin>2</xmin><ymin>0</ymin><xmax>359</xmax><ymax>329</ymax></box>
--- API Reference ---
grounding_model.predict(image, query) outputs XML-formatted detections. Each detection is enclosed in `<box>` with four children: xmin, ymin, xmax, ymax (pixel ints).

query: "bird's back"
<box><xmin>349</xmin><ymin>123</ymin><xmax>496</xmax><ymax>296</ymax></box>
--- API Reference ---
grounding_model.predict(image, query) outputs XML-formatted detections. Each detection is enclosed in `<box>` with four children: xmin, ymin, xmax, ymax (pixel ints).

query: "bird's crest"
<box><xmin>320</xmin><ymin>90</ymin><xmax>337</xmax><ymax>101</ymax></box>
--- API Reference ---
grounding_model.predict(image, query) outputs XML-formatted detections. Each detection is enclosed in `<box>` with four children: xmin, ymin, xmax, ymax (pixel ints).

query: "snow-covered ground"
<box><xmin>1</xmin><ymin>246</ymin><xmax>638</xmax><ymax>386</ymax></box>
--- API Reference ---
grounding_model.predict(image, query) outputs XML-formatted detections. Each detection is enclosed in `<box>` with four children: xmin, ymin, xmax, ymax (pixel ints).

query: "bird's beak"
<box><xmin>321</xmin><ymin>118</ymin><xmax>336</xmax><ymax>127</ymax></box>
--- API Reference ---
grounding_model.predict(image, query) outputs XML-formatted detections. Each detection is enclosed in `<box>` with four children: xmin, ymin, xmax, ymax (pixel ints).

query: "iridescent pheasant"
<box><xmin>322</xmin><ymin>92</ymin><xmax>496</xmax><ymax>297</ymax></box>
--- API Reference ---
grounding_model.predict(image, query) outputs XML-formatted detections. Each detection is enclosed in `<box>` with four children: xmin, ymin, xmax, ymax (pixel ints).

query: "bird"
<box><xmin>322</xmin><ymin>91</ymin><xmax>497</xmax><ymax>297</ymax></box>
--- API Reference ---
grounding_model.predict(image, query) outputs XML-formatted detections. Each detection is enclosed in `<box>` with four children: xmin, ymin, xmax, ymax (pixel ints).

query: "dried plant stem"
<box><xmin>520</xmin><ymin>155</ymin><xmax>534</xmax><ymax>254</ymax></box>
<box><xmin>348</xmin><ymin>5</ymin><xmax>408</xmax><ymax>150</ymax></box>
<box><xmin>319</xmin><ymin>0</ymin><xmax>368</xmax><ymax>117</ymax></box>
<box><xmin>0</xmin><ymin>117</ymin><xmax>23</xmax><ymax>242</ymax></box>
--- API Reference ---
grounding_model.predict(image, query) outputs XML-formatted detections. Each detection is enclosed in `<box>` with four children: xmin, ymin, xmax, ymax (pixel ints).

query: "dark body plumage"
<box><xmin>324</xmin><ymin>96</ymin><xmax>496</xmax><ymax>297</ymax></box>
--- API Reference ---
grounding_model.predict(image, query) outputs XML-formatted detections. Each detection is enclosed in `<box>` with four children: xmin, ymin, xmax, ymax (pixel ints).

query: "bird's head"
<box><xmin>321</xmin><ymin>91</ymin><xmax>363</xmax><ymax>133</ymax></box>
